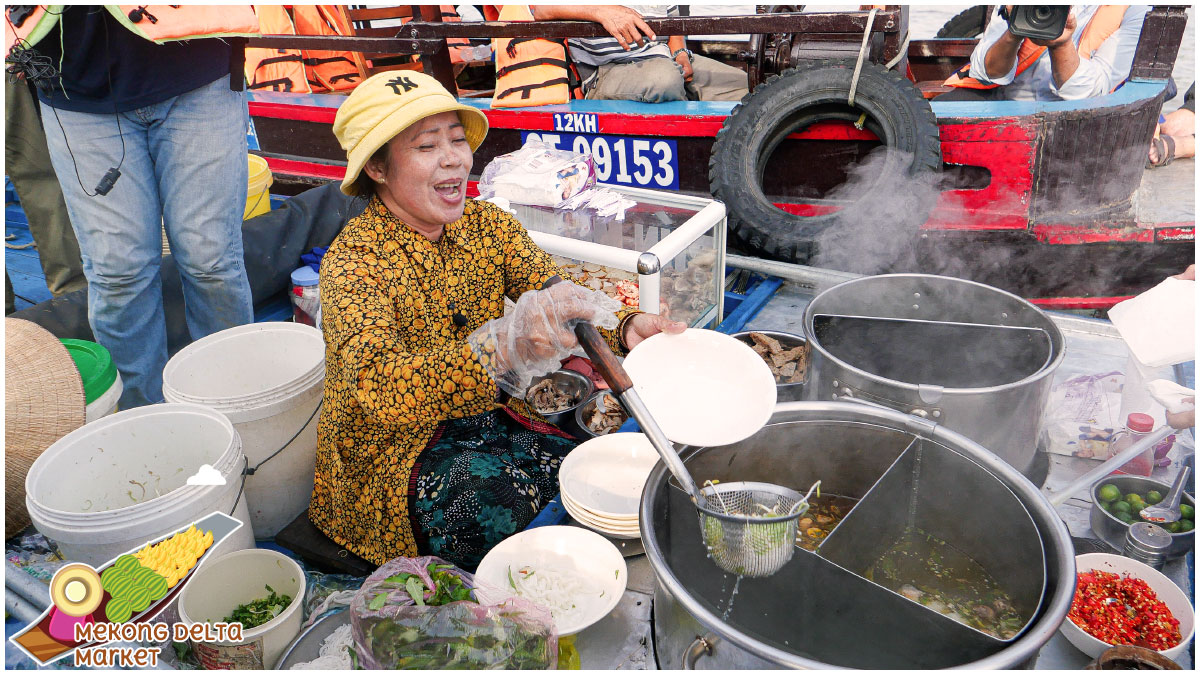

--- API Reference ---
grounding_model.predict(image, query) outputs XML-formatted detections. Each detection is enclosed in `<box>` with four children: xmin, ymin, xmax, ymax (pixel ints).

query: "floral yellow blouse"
<box><xmin>311</xmin><ymin>197</ymin><xmax>636</xmax><ymax>564</ymax></box>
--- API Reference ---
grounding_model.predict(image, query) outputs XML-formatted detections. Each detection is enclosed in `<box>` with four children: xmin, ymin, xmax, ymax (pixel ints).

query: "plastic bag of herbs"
<box><xmin>350</xmin><ymin>556</ymin><xmax>558</xmax><ymax>669</ymax></box>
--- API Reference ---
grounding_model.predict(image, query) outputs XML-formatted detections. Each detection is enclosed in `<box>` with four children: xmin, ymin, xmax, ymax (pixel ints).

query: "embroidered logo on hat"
<box><xmin>386</xmin><ymin>76</ymin><xmax>418</xmax><ymax>95</ymax></box>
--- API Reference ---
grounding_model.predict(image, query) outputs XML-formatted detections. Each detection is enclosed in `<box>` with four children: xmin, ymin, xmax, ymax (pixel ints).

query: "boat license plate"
<box><xmin>522</xmin><ymin>126</ymin><xmax>679</xmax><ymax>191</ymax></box>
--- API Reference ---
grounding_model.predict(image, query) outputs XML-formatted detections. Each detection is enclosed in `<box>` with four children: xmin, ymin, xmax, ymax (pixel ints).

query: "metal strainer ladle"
<box><xmin>573</xmin><ymin>321</ymin><xmax>813</xmax><ymax>577</ymax></box>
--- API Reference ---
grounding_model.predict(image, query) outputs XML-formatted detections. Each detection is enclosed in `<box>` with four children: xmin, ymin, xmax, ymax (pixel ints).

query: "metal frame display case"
<box><xmin>510</xmin><ymin>185</ymin><xmax>727</xmax><ymax>328</ymax></box>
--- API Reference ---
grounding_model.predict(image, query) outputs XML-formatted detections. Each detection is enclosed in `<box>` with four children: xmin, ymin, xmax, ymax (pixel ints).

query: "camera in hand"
<box><xmin>1006</xmin><ymin>5</ymin><xmax>1070</xmax><ymax>41</ymax></box>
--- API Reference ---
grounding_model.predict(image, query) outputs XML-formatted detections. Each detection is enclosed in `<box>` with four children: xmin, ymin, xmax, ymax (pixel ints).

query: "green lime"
<box><xmin>1181</xmin><ymin>519</ymin><xmax>1194</xmax><ymax>532</ymax></box>
<box><xmin>1180</xmin><ymin>504</ymin><xmax>1194</xmax><ymax>519</ymax></box>
<box><xmin>1126</xmin><ymin>494</ymin><xmax>1145</xmax><ymax>509</ymax></box>
<box><xmin>1116</xmin><ymin>511</ymin><xmax>1135</xmax><ymax>524</ymax></box>
<box><xmin>1165</xmin><ymin>520</ymin><xmax>1182</xmax><ymax>533</ymax></box>
<box><xmin>1144</xmin><ymin>490</ymin><xmax>1164</xmax><ymax>505</ymax></box>
<box><xmin>1112</xmin><ymin>500</ymin><xmax>1132</xmax><ymax>514</ymax></box>
<box><xmin>1098</xmin><ymin>484</ymin><xmax>1122</xmax><ymax>502</ymax></box>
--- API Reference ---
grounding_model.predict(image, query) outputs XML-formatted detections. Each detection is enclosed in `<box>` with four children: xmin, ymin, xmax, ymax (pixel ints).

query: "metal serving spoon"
<box><xmin>1139</xmin><ymin>465</ymin><xmax>1191</xmax><ymax>524</ymax></box>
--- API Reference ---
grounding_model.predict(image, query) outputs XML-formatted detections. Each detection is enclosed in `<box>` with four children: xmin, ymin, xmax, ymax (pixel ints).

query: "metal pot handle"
<box><xmin>832</xmin><ymin>388</ymin><xmax>939</xmax><ymax>435</ymax></box>
<box><xmin>682</xmin><ymin>634</ymin><xmax>718</xmax><ymax>669</ymax></box>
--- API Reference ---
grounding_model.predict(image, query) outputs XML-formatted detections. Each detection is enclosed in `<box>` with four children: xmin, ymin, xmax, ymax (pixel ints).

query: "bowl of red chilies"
<box><xmin>1060</xmin><ymin>553</ymin><xmax>1194</xmax><ymax>661</ymax></box>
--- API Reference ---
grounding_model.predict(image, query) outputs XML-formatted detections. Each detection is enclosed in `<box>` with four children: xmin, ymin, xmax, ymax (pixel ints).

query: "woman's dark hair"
<box><xmin>353</xmin><ymin>143</ymin><xmax>390</xmax><ymax>199</ymax></box>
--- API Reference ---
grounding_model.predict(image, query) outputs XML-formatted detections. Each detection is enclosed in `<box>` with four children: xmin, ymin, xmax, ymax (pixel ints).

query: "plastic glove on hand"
<box><xmin>468</xmin><ymin>281</ymin><xmax>622</xmax><ymax>396</ymax></box>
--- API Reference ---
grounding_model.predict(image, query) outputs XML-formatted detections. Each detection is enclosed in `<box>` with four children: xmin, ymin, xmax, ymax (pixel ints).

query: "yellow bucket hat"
<box><xmin>333</xmin><ymin>71</ymin><xmax>489</xmax><ymax>196</ymax></box>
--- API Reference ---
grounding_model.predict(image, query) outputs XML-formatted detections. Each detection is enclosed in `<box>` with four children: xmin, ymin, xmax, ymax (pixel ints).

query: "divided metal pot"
<box><xmin>802</xmin><ymin>274</ymin><xmax>1065</xmax><ymax>477</ymax></box>
<box><xmin>644</xmin><ymin>401</ymin><xmax>1075</xmax><ymax>670</ymax></box>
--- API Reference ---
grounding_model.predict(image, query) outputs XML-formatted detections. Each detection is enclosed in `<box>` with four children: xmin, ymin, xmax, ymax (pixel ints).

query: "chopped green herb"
<box><xmin>222</xmin><ymin>585</ymin><xmax>293</xmax><ymax>629</ymax></box>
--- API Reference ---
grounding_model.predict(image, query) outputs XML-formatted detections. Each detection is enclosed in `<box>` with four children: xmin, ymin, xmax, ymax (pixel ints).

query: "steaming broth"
<box><xmin>864</xmin><ymin>528</ymin><xmax>1026</xmax><ymax>640</ymax></box>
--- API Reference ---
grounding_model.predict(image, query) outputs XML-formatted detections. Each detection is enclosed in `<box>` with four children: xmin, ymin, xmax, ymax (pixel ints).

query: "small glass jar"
<box><xmin>290</xmin><ymin>266</ymin><xmax>321</xmax><ymax>328</ymax></box>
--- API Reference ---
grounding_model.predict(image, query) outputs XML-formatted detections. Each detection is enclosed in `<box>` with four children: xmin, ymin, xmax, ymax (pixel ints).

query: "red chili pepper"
<box><xmin>1068</xmin><ymin>570</ymin><xmax>1181</xmax><ymax>650</ymax></box>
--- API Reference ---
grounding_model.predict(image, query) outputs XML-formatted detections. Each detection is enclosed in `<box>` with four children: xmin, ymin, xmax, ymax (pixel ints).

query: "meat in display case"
<box><xmin>509</xmin><ymin>185</ymin><xmax>726</xmax><ymax>328</ymax></box>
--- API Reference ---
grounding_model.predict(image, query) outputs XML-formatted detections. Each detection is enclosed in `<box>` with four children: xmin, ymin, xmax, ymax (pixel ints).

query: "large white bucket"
<box><xmin>178</xmin><ymin>548</ymin><xmax>305</xmax><ymax>669</ymax></box>
<box><xmin>162</xmin><ymin>322</ymin><xmax>325</xmax><ymax>538</ymax></box>
<box><xmin>24</xmin><ymin>403</ymin><xmax>255</xmax><ymax>567</ymax></box>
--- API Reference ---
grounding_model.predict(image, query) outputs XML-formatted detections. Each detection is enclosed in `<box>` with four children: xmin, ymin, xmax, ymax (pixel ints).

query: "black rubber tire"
<box><xmin>708</xmin><ymin>59</ymin><xmax>941</xmax><ymax>263</ymax></box>
<box><xmin>935</xmin><ymin>5</ymin><xmax>991</xmax><ymax>38</ymax></box>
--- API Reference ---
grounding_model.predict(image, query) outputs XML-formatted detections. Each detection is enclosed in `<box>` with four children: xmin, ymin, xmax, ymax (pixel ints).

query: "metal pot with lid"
<box><xmin>802</xmin><ymin>273</ymin><xmax>1065</xmax><ymax>477</ymax></box>
<box><xmin>644</xmin><ymin>401</ymin><xmax>1075</xmax><ymax>669</ymax></box>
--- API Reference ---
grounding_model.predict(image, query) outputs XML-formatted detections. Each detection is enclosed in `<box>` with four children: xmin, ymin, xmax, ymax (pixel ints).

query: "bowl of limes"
<box><xmin>1090</xmin><ymin>475</ymin><xmax>1194</xmax><ymax>559</ymax></box>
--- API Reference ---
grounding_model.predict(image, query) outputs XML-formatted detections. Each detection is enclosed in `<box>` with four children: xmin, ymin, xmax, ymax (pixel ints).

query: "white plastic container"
<box><xmin>24</xmin><ymin>403</ymin><xmax>255</xmax><ymax>567</ymax></box>
<box><xmin>86</xmin><ymin>372</ymin><xmax>122</xmax><ymax>423</ymax></box>
<box><xmin>178</xmin><ymin>548</ymin><xmax>306</xmax><ymax>670</ymax></box>
<box><xmin>162</xmin><ymin>322</ymin><xmax>325</xmax><ymax>538</ymax></box>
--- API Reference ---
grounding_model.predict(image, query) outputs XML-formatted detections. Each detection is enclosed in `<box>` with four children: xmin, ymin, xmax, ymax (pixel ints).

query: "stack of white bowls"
<box><xmin>558</xmin><ymin>433</ymin><xmax>659</xmax><ymax>539</ymax></box>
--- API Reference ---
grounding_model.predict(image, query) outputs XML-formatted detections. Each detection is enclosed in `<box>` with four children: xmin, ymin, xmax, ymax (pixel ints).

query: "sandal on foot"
<box><xmin>1147</xmin><ymin>134</ymin><xmax>1177</xmax><ymax>168</ymax></box>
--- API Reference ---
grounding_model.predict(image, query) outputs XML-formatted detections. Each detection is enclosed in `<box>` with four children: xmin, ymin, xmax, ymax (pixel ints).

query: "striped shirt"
<box><xmin>567</xmin><ymin>5</ymin><xmax>676</xmax><ymax>68</ymax></box>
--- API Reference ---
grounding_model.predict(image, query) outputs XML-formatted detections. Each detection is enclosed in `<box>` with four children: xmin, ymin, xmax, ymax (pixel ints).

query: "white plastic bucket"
<box><xmin>162</xmin><ymin>322</ymin><xmax>325</xmax><ymax>538</ymax></box>
<box><xmin>85</xmin><ymin>371</ymin><xmax>122</xmax><ymax>424</ymax></box>
<box><xmin>178</xmin><ymin>548</ymin><xmax>305</xmax><ymax>670</ymax></box>
<box><xmin>24</xmin><ymin>403</ymin><xmax>255</xmax><ymax>567</ymax></box>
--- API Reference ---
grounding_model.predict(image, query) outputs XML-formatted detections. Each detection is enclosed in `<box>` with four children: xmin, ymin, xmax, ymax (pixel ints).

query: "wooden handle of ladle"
<box><xmin>573</xmin><ymin>321</ymin><xmax>634</xmax><ymax>394</ymax></box>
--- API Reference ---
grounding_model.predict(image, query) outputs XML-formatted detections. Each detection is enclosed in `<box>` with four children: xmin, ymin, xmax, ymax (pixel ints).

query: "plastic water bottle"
<box><xmin>466</xmin><ymin>44</ymin><xmax>492</xmax><ymax>62</ymax></box>
<box><xmin>1111</xmin><ymin>413</ymin><xmax>1156</xmax><ymax>476</ymax></box>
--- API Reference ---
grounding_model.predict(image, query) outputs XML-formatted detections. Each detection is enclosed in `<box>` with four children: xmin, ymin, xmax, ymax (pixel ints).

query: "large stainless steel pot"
<box><xmin>644</xmin><ymin>401</ymin><xmax>1075</xmax><ymax>669</ymax></box>
<box><xmin>802</xmin><ymin>274</ymin><xmax>1065</xmax><ymax>476</ymax></box>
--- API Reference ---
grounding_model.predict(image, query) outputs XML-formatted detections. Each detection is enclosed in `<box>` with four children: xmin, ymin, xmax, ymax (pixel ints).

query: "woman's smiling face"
<box><xmin>366</xmin><ymin>111</ymin><xmax>474</xmax><ymax>238</ymax></box>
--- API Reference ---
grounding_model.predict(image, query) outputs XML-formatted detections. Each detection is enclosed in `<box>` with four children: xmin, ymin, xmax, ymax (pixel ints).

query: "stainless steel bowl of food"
<box><xmin>1089</xmin><ymin>475</ymin><xmax>1195</xmax><ymax>560</ymax></box>
<box><xmin>525</xmin><ymin>369</ymin><xmax>594</xmax><ymax>427</ymax></box>
<box><xmin>574</xmin><ymin>390</ymin><xmax>628</xmax><ymax>438</ymax></box>
<box><xmin>731</xmin><ymin>330</ymin><xmax>808</xmax><ymax>402</ymax></box>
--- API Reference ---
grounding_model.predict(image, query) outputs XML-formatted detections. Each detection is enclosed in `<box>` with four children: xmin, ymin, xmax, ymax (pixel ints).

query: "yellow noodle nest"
<box><xmin>132</xmin><ymin>525</ymin><xmax>214</xmax><ymax>587</ymax></box>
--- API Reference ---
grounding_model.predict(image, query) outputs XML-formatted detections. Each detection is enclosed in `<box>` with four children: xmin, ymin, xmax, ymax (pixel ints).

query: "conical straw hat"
<box><xmin>5</xmin><ymin>319</ymin><xmax>86</xmax><ymax>535</ymax></box>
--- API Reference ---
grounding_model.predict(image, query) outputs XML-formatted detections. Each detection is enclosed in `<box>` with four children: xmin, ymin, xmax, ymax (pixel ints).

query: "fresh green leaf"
<box><xmin>405</xmin><ymin>575</ymin><xmax>426</xmax><ymax>606</ymax></box>
<box><xmin>368</xmin><ymin>593</ymin><xmax>387</xmax><ymax>611</ymax></box>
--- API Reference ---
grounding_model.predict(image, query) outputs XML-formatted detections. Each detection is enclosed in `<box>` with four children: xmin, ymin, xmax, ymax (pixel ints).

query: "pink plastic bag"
<box><xmin>350</xmin><ymin>556</ymin><xmax>558</xmax><ymax>669</ymax></box>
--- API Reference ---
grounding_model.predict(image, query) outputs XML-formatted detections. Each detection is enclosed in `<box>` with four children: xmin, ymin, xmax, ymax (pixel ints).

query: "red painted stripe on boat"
<box><xmin>248</xmin><ymin>101</ymin><xmax>337</xmax><ymax>124</ymax></box>
<box><xmin>263</xmin><ymin>157</ymin><xmax>346</xmax><ymax>180</ymax></box>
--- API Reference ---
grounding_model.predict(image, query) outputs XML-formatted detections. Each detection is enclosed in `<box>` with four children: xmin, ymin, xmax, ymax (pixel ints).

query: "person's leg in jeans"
<box><xmin>40</xmin><ymin>103</ymin><xmax>169</xmax><ymax>407</ymax></box>
<box><xmin>148</xmin><ymin>77</ymin><xmax>254</xmax><ymax>340</ymax></box>
<box><xmin>6</xmin><ymin>78</ymin><xmax>87</xmax><ymax>297</ymax></box>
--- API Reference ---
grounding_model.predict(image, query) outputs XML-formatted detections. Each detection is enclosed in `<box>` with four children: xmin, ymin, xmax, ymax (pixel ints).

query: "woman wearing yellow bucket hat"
<box><xmin>310</xmin><ymin>72</ymin><xmax>684</xmax><ymax>568</ymax></box>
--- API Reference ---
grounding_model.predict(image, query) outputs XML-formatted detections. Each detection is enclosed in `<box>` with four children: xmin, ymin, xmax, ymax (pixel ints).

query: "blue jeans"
<box><xmin>41</xmin><ymin>76</ymin><xmax>254</xmax><ymax>408</ymax></box>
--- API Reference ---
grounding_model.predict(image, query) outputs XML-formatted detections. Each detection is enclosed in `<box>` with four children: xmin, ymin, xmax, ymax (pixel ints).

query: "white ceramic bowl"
<box><xmin>558</xmin><ymin>432</ymin><xmax>659</xmax><ymax>519</ymax></box>
<box><xmin>474</xmin><ymin>526</ymin><xmax>627</xmax><ymax>635</ymax></box>
<box><xmin>622</xmin><ymin>329</ymin><xmax>776</xmax><ymax>447</ymax></box>
<box><xmin>1059</xmin><ymin>553</ymin><xmax>1195</xmax><ymax>661</ymax></box>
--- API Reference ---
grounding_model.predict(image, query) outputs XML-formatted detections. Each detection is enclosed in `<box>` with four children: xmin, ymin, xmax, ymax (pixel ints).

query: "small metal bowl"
<box><xmin>1089</xmin><ymin>475</ymin><xmax>1195</xmax><ymax>560</ymax></box>
<box><xmin>731</xmin><ymin>330</ymin><xmax>809</xmax><ymax>402</ymax></box>
<box><xmin>574</xmin><ymin>390</ymin><xmax>628</xmax><ymax>438</ymax></box>
<box><xmin>525</xmin><ymin>369</ymin><xmax>594</xmax><ymax>427</ymax></box>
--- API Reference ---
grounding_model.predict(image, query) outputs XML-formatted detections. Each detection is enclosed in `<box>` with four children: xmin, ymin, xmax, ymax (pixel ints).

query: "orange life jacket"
<box><xmin>290</xmin><ymin>5</ymin><xmax>367</xmax><ymax>91</ymax></box>
<box><xmin>245</xmin><ymin>5</ymin><xmax>311</xmax><ymax>93</ymax></box>
<box><xmin>438</xmin><ymin>5</ymin><xmax>478</xmax><ymax>64</ymax></box>
<box><xmin>110</xmin><ymin>5</ymin><xmax>259</xmax><ymax>42</ymax></box>
<box><xmin>6</xmin><ymin>4</ymin><xmax>258</xmax><ymax>57</ymax></box>
<box><xmin>492</xmin><ymin>4</ymin><xmax>570</xmax><ymax>108</ymax></box>
<box><xmin>945</xmin><ymin>6</ymin><xmax>1130</xmax><ymax>90</ymax></box>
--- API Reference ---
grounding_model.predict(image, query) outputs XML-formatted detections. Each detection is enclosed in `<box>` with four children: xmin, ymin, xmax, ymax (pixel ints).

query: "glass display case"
<box><xmin>510</xmin><ymin>185</ymin><xmax>727</xmax><ymax>328</ymax></box>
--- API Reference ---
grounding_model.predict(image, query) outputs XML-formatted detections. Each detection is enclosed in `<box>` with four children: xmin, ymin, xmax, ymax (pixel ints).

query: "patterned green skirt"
<box><xmin>408</xmin><ymin>407</ymin><xmax>578</xmax><ymax>570</ymax></box>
